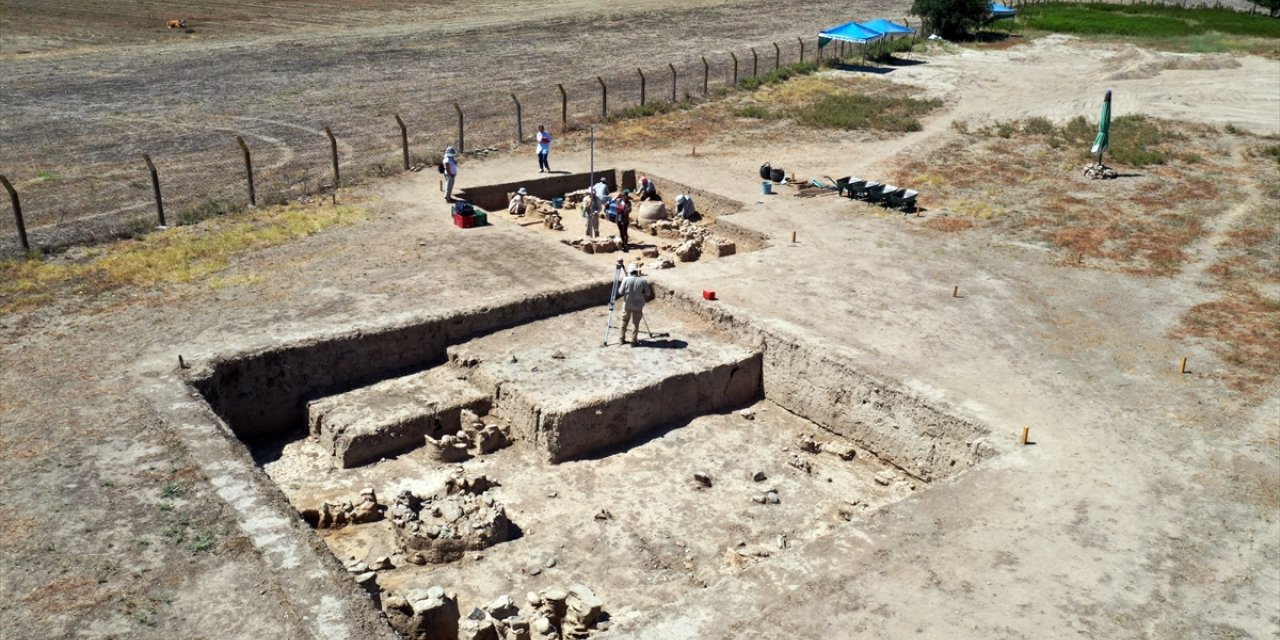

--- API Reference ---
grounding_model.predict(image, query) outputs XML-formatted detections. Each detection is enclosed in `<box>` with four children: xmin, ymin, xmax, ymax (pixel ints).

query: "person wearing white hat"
<box><xmin>615</xmin><ymin>261</ymin><xmax>653</xmax><ymax>346</ymax></box>
<box><xmin>442</xmin><ymin>146</ymin><xmax>459</xmax><ymax>202</ymax></box>
<box><xmin>508</xmin><ymin>187</ymin><xmax>528</xmax><ymax>215</ymax></box>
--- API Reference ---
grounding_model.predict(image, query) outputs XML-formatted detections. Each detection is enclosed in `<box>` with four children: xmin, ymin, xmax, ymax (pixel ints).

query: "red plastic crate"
<box><xmin>452</xmin><ymin>212</ymin><xmax>475</xmax><ymax>229</ymax></box>
<box><xmin>702</xmin><ymin>290</ymin><xmax>716</xmax><ymax>301</ymax></box>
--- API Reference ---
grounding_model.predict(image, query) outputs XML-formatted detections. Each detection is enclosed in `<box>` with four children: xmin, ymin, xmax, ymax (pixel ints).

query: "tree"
<box><xmin>911</xmin><ymin>0</ymin><xmax>995</xmax><ymax>40</ymax></box>
<box><xmin>1247</xmin><ymin>0</ymin><xmax>1279</xmax><ymax>17</ymax></box>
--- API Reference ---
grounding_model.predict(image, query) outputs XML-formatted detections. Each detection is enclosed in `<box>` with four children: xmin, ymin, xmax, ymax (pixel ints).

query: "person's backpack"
<box><xmin>438</xmin><ymin>162</ymin><xmax>445</xmax><ymax>175</ymax></box>
<box><xmin>452</xmin><ymin>201</ymin><xmax>474</xmax><ymax>216</ymax></box>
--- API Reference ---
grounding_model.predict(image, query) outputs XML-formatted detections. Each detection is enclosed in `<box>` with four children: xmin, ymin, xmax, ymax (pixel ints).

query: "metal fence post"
<box><xmin>702</xmin><ymin>56</ymin><xmax>709</xmax><ymax>94</ymax></box>
<box><xmin>669</xmin><ymin>63</ymin><xmax>677</xmax><ymax>102</ymax></box>
<box><xmin>798</xmin><ymin>37</ymin><xmax>805</xmax><ymax>64</ymax></box>
<box><xmin>323</xmin><ymin>126</ymin><xmax>340</xmax><ymax>187</ymax></box>
<box><xmin>510</xmin><ymin>94</ymin><xmax>523</xmax><ymax>144</ymax></box>
<box><xmin>730</xmin><ymin>52</ymin><xmax>738</xmax><ymax>85</ymax></box>
<box><xmin>557</xmin><ymin>83</ymin><xmax>568</xmax><ymax>133</ymax></box>
<box><xmin>142</xmin><ymin>154</ymin><xmax>166</xmax><ymax>226</ymax></box>
<box><xmin>773</xmin><ymin>42</ymin><xmax>780</xmax><ymax>70</ymax></box>
<box><xmin>0</xmin><ymin>175</ymin><xmax>29</xmax><ymax>253</ymax></box>
<box><xmin>452</xmin><ymin>103</ymin><xmax>464</xmax><ymax>153</ymax></box>
<box><xmin>751</xmin><ymin>47</ymin><xmax>758</xmax><ymax>77</ymax></box>
<box><xmin>637</xmin><ymin>68</ymin><xmax>646</xmax><ymax>106</ymax></box>
<box><xmin>235</xmin><ymin>136</ymin><xmax>256</xmax><ymax>205</ymax></box>
<box><xmin>597</xmin><ymin>76</ymin><xmax>607</xmax><ymax>119</ymax></box>
<box><xmin>394</xmin><ymin>115</ymin><xmax>409</xmax><ymax>171</ymax></box>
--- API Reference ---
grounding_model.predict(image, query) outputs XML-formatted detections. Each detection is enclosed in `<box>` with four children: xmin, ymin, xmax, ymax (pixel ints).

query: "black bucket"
<box><xmin>770</xmin><ymin>168</ymin><xmax>785</xmax><ymax>183</ymax></box>
<box><xmin>759</xmin><ymin>163</ymin><xmax>772</xmax><ymax>180</ymax></box>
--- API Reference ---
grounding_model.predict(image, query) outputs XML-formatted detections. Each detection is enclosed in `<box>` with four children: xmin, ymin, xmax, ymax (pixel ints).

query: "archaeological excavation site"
<box><xmin>178</xmin><ymin>169</ymin><xmax>1004</xmax><ymax>638</ymax></box>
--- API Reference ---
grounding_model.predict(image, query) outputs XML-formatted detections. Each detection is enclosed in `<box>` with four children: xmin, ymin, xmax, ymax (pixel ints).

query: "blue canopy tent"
<box><xmin>819</xmin><ymin>21</ymin><xmax>884</xmax><ymax>63</ymax></box>
<box><xmin>819</xmin><ymin>21</ymin><xmax>885</xmax><ymax>46</ymax></box>
<box><xmin>990</xmin><ymin>3</ymin><xmax>1017</xmax><ymax>19</ymax></box>
<box><xmin>859</xmin><ymin>18</ymin><xmax>917</xmax><ymax>37</ymax></box>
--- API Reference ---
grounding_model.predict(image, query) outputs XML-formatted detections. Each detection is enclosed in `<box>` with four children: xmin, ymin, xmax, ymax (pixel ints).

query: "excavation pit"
<box><xmin>188</xmin><ymin>286</ymin><xmax>999</xmax><ymax>638</ymax></box>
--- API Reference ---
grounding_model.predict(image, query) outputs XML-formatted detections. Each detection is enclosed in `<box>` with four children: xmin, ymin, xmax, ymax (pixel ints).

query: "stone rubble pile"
<box><xmin>384</xmin><ymin>584</ymin><xmax>608</xmax><ymax>640</ymax></box>
<box><xmin>391</xmin><ymin>471</ymin><xmax>513</xmax><ymax>565</ymax></box>
<box><xmin>384</xmin><ymin>586</ymin><xmax>461</xmax><ymax>640</ymax></box>
<box><xmin>306</xmin><ymin>487</ymin><xmax>384</xmax><ymax>529</ymax></box>
<box><xmin>424</xmin><ymin>410</ymin><xmax>511</xmax><ymax>463</ymax></box>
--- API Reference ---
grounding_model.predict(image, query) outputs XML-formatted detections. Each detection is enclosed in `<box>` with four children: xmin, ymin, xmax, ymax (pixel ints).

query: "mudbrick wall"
<box><xmin>456</xmin><ymin>169</ymin><xmax>635</xmax><ymax>212</ymax></box>
<box><xmin>661</xmin><ymin>291</ymin><xmax>1000</xmax><ymax>483</ymax></box>
<box><xmin>189</xmin><ymin>280</ymin><xmax>613</xmax><ymax>440</ymax></box>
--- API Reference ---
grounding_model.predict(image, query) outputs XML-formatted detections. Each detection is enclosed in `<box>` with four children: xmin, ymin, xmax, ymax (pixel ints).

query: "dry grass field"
<box><xmin>1</xmin><ymin>3</ymin><xmax>1277</xmax><ymax>640</ymax></box>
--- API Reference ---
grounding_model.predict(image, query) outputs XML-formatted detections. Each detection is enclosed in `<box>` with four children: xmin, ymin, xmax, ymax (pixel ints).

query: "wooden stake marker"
<box><xmin>952</xmin><ymin>285</ymin><xmax>959</xmax><ymax>298</ymax></box>
<box><xmin>1020</xmin><ymin>426</ymin><xmax>1030</xmax><ymax>445</ymax></box>
<box><xmin>1180</xmin><ymin>357</ymin><xmax>1188</xmax><ymax>374</ymax></box>
<box><xmin>791</xmin><ymin>230</ymin><xmax>797</xmax><ymax>243</ymax></box>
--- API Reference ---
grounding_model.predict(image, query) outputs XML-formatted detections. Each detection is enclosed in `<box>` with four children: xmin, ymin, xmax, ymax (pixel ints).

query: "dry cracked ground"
<box><xmin>2</xmin><ymin>4</ymin><xmax>1279</xmax><ymax>640</ymax></box>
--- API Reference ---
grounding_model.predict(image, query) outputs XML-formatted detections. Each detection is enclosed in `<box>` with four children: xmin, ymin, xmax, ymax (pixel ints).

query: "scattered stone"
<box><xmin>458</xmin><ymin>615</ymin><xmax>498</xmax><ymax>640</ymax></box>
<box><xmin>765</xmin><ymin>490</ymin><xmax>780</xmax><ymax>505</ymax></box>
<box><xmin>751</xmin><ymin>471</ymin><xmax>767</xmax><ymax>482</ymax></box>
<box><xmin>795</xmin><ymin>434</ymin><xmax>821</xmax><ymax>454</ymax></box>
<box><xmin>309</xmin><ymin>487</ymin><xmax>386</xmax><ymax>529</ymax></box>
<box><xmin>822</xmin><ymin>441</ymin><xmax>857</xmax><ymax>461</ymax></box>
<box><xmin>658</xmin><ymin>258</ymin><xmax>675</xmax><ymax>269</ymax></box>
<box><xmin>566</xmin><ymin>583</ymin><xmax>603</xmax><ymax>627</ymax></box>
<box><xmin>545</xmin><ymin>557</ymin><xmax>557</xmax><ymax>568</ymax></box>
<box><xmin>530</xmin><ymin>567</ymin><xmax>542</xmax><ymax>576</ymax></box>
<box><xmin>738</xmin><ymin>408</ymin><xmax>755</xmax><ymax>420</ymax></box>
<box><xmin>709</xmin><ymin>239</ymin><xmax>736</xmax><ymax>257</ymax></box>
<box><xmin>641</xmin><ymin>247</ymin><xmax>660</xmax><ymax>258</ymax></box>
<box><xmin>370</xmin><ymin>556</ymin><xmax>393</xmax><ymax>571</ymax></box>
<box><xmin>874</xmin><ymin>471</ymin><xmax>896</xmax><ymax>486</ymax></box>
<box><xmin>486</xmin><ymin>595</ymin><xmax>519</xmax><ymax>620</ymax></box>
<box><xmin>547</xmin><ymin>491</ymin><xmax>558</xmax><ymax>499</ymax></box>
<box><xmin>345</xmin><ymin>560</ymin><xmax>369</xmax><ymax>573</ymax></box>
<box><xmin>593</xmin><ymin>508</ymin><xmax>613</xmax><ymax>521</ymax></box>
<box><xmin>692</xmin><ymin>471</ymin><xmax>713</xmax><ymax>489</ymax></box>
<box><xmin>787</xmin><ymin>454</ymin><xmax>813</xmax><ymax>474</ymax></box>
<box><xmin>674</xmin><ymin>239</ymin><xmax>701</xmax><ymax>262</ymax></box>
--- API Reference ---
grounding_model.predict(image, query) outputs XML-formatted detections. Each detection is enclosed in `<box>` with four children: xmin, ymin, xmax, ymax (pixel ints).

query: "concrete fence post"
<box><xmin>637</xmin><ymin>68</ymin><xmax>646</xmax><ymax>106</ymax></box>
<box><xmin>701</xmin><ymin>56</ymin><xmax>709</xmax><ymax>94</ymax></box>
<box><xmin>751</xmin><ymin>47</ymin><xmax>758</xmax><ymax>77</ymax></box>
<box><xmin>557</xmin><ymin>83</ymin><xmax>568</xmax><ymax>133</ymax></box>
<box><xmin>798</xmin><ymin>37</ymin><xmax>805</xmax><ymax>64</ymax></box>
<box><xmin>669</xmin><ymin>63</ymin><xmax>677</xmax><ymax>102</ymax></box>
<box><xmin>0</xmin><ymin>175</ymin><xmax>29</xmax><ymax>253</ymax></box>
<box><xmin>730</xmin><ymin>52</ymin><xmax>738</xmax><ymax>85</ymax></box>
<box><xmin>235</xmin><ymin>136</ymin><xmax>256</xmax><ymax>206</ymax></box>
<box><xmin>510</xmin><ymin>94</ymin><xmax>523</xmax><ymax>144</ymax></box>
<box><xmin>773</xmin><ymin>42</ymin><xmax>780</xmax><ymax>70</ymax></box>
<box><xmin>142</xmin><ymin>153</ymin><xmax>166</xmax><ymax>227</ymax></box>
<box><xmin>394</xmin><ymin>115</ymin><xmax>409</xmax><ymax>171</ymax></box>
<box><xmin>452</xmin><ymin>103</ymin><xmax>464</xmax><ymax>154</ymax></box>
<box><xmin>323</xmin><ymin>126</ymin><xmax>340</xmax><ymax>187</ymax></box>
<box><xmin>597</xmin><ymin>76</ymin><xmax>607</xmax><ymax>119</ymax></box>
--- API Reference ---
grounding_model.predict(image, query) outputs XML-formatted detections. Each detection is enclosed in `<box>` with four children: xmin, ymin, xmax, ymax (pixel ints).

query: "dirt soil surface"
<box><xmin>1</xmin><ymin>0</ymin><xmax>911</xmax><ymax>250</ymax></box>
<box><xmin>2</xmin><ymin>27</ymin><xmax>1278</xmax><ymax>640</ymax></box>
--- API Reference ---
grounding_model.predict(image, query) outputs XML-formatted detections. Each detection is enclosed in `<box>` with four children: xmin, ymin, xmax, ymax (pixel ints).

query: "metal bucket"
<box><xmin>761</xmin><ymin>181</ymin><xmax>772</xmax><ymax>195</ymax></box>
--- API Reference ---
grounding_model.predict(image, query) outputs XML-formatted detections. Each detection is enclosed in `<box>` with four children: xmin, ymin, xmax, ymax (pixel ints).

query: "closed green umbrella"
<box><xmin>1090</xmin><ymin>89</ymin><xmax>1112</xmax><ymax>165</ymax></box>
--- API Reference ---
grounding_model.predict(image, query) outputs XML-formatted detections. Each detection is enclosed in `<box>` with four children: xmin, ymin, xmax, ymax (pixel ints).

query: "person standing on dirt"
<box><xmin>616</xmin><ymin>261</ymin><xmax>654</xmax><ymax>346</ymax></box>
<box><xmin>442</xmin><ymin>146</ymin><xmax>459</xmax><ymax>203</ymax></box>
<box><xmin>614</xmin><ymin>190</ymin><xmax>633</xmax><ymax>250</ymax></box>
<box><xmin>536</xmin><ymin>125</ymin><xmax>552</xmax><ymax>173</ymax></box>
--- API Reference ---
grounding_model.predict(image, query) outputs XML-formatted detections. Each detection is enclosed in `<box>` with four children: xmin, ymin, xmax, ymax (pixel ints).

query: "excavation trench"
<box><xmin>188</xmin><ymin>285</ymin><xmax>998</xmax><ymax>638</ymax></box>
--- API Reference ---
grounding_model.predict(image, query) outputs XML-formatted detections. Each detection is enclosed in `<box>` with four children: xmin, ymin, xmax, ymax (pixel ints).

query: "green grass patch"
<box><xmin>731</xmin><ymin>104</ymin><xmax>774</xmax><ymax>119</ymax></box>
<box><xmin>1011</xmin><ymin>2</ymin><xmax>1280</xmax><ymax>43</ymax></box>
<box><xmin>791</xmin><ymin>93</ymin><xmax>941</xmax><ymax>132</ymax></box>
<box><xmin>737</xmin><ymin>61</ymin><xmax>819</xmax><ymax>91</ymax></box>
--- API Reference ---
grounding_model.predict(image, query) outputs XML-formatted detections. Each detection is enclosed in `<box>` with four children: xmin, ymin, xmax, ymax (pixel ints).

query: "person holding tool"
<box><xmin>615</xmin><ymin>260</ymin><xmax>653</xmax><ymax>346</ymax></box>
